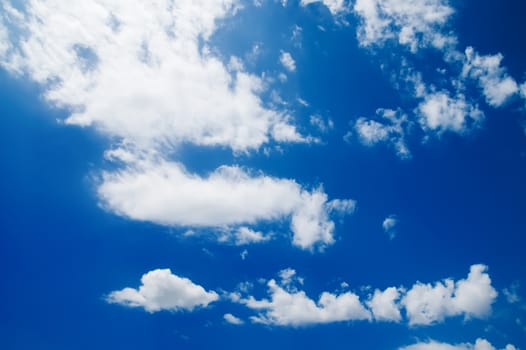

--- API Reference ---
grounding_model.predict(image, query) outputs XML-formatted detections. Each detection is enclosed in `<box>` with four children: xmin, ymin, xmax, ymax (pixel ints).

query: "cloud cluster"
<box><xmin>349</xmin><ymin>0</ymin><xmax>525</xmax><ymax>157</ymax></box>
<box><xmin>353</xmin><ymin>0</ymin><xmax>455</xmax><ymax>52</ymax></box>
<box><xmin>239</xmin><ymin>276</ymin><xmax>371</xmax><ymax>326</ymax></box>
<box><xmin>107</xmin><ymin>269</ymin><xmax>219</xmax><ymax>312</ymax></box>
<box><xmin>0</xmin><ymin>0</ymin><xmax>356</xmax><ymax>250</ymax></box>
<box><xmin>235</xmin><ymin>264</ymin><xmax>497</xmax><ymax>326</ymax></box>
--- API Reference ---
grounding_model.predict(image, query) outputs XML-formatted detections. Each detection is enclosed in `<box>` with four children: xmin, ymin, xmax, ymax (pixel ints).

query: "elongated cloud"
<box><xmin>98</xmin><ymin>158</ymin><xmax>355</xmax><ymax>250</ymax></box>
<box><xmin>107</xmin><ymin>269</ymin><xmax>219</xmax><ymax>312</ymax></box>
<box><xmin>235</xmin><ymin>264</ymin><xmax>497</xmax><ymax>327</ymax></box>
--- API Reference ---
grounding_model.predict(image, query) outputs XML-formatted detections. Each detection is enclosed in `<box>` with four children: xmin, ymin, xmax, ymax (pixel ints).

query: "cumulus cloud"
<box><xmin>98</xmin><ymin>158</ymin><xmax>355</xmax><ymax>251</ymax></box>
<box><xmin>463</xmin><ymin>47</ymin><xmax>519</xmax><ymax>107</ymax></box>
<box><xmin>224</xmin><ymin>313</ymin><xmax>244</xmax><ymax>325</ymax></box>
<box><xmin>300</xmin><ymin>0</ymin><xmax>348</xmax><ymax>15</ymax></box>
<box><xmin>353</xmin><ymin>0</ymin><xmax>455</xmax><ymax>52</ymax></box>
<box><xmin>279</xmin><ymin>51</ymin><xmax>296</xmax><ymax>72</ymax></box>
<box><xmin>402</xmin><ymin>264</ymin><xmax>498</xmax><ymax>326</ymax></box>
<box><xmin>236</xmin><ymin>264</ymin><xmax>496</xmax><ymax>327</ymax></box>
<box><xmin>107</xmin><ymin>269</ymin><xmax>218</xmax><ymax>312</ymax></box>
<box><xmin>417</xmin><ymin>91</ymin><xmax>483</xmax><ymax>134</ymax></box>
<box><xmin>233</xmin><ymin>227</ymin><xmax>270</xmax><ymax>245</ymax></box>
<box><xmin>240</xmin><ymin>278</ymin><xmax>371</xmax><ymax>326</ymax></box>
<box><xmin>366</xmin><ymin>287</ymin><xmax>402</xmax><ymax>322</ymax></box>
<box><xmin>351</xmin><ymin>108</ymin><xmax>411</xmax><ymax>158</ymax></box>
<box><xmin>399</xmin><ymin>338</ymin><xmax>518</xmax><ymax>350</ymax></box>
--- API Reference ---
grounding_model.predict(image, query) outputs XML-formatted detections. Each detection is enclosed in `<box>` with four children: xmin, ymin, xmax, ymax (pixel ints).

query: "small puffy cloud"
<box><xmin>234</xmin><ymin>227</ymin><xmax>270</xmax><ymax>245</ymax></box>
<box><xmin>353</xmin><ymin>0</ymin><xmax>455</xmax><ymax>52</ymax></box>
<box><xmin>463</xmin><ymin>47</ymin><xmax>519</xmax><ymax>107</ymax></box>
<box><xmin>367</xmin><ymin>287</ymin><xmax>402</xmax><ymax>322</ymax></box>
<box><xmin>107</xmin><ymin>269</ymin><xmax>218</xmax><ymax>312</ymax></box>
<box><xmin>98</xmin><ymin>159</ymin><xmax>355</xmax><ymax>251</ymax></box>
<box><xmin>279</xmin><ymin>51</ymin><xmax>296</xmax><ymax>72</ymax></box>
<box><xmin>399</xmin><ymin>338</ymin><xmax>518</xmax><ymax>350</ymax></box>
<box><xmin>382</xmin><ymin>215</ymin><xmax>398</xmax><ymax>239</ymax></box>
<box><xmin>402</xmin><ymin>264</ymin><xmax>498</xmax><ymax>326</ymax></box>
<box><xmin>300</xmin><ymin>0</ymin><xmax>348</xmax><ymax>16</ymax></box>
<box><xmin>352</xmin><ymin>108</ymin><xmax>411</xmax><ymax>158</ymax></box>
<box><xmin>278</xmin><ymin>268</ymin><xmax>303</xmax><ymax>287</ymax></box>
<box><xmin>240</xmin><ymin>277</ymin><xmax>371</xmax><ymax>326</ymax></box>
<box><xmin>417</xmin><ymin>91</ymin><xmax>483</xmax><ymax>134</ymax></box>
<box><xmin>224</xmin><ymin>313</ymin><xmax>244</xmax><ymax>325</ymax></box>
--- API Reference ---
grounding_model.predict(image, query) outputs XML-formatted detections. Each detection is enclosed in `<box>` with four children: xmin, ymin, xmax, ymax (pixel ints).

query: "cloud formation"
<box><xmin>402</xmin><ymin>264</ymin><xmax>498</xmax><ymax>325</ymax></box>
<box><xmin>235</xmin><ymin>264</ymin><xmax>497</xmax><ymax>327</ymax></box>
<box><xmin>98</xmin><ymin>158</ymin><xmax>355</xmax><ymax>250</ymax></box>
<box><xmin>107</xmin><ymin>269</ymin><xmax>219</xmax><ymax>312</ymax></box>
<box><xmin>351</xmin><ymin>109</ymin><xmax>410</xmax><ymax>158</ymax></box>
<box><xmin>353</xmin><ymin>0</ymin><xmax>455</xmax><ymax>52</ymax></box>
<box><xmin>0</xmin><ymin>0</ymin><xmax>356</xmax><ymax>250</ymax></box>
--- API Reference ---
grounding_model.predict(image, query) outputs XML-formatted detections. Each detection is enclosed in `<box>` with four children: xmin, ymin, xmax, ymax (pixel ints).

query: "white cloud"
<box><xmin>353</xmin><ymin>108</ymin><xmax>411</xmax><ymax>158</ymax></box>
<box><xmin>224</xmin><ymin>313</ymin><xmax>244</xmax><ymax>325</ymax></box>
<box><xmin>279</xmin><ymin>51</ymin><xmax>296</xmax><ymax>72</ymax></box>
<box><xmin>0</xmin><ymin>2</ymin><xmax>358</xmax><ymax>250</ymax></box>
<box><xmin>107</xmin><ymin>269</ymin><xmax>218</xmax><ymax>312</ymax></box>
<box><xmin>236</xmin><ymin>264</ymin><xmax>498</xmax><ymax>327</ymax></box>
<box><xmin>278</xmin><ymin>268</ymin><xmax>303</xmax><ymax>287</ymax></box>
<box><xmin>382</xmin><ymin>215</ymin><xmax>398</xmax><ymax>239</ymax></box>
<box><xmin>234</xmin><ymin>227</ymin><xmax>270</xmax><ymax>245</ymax></box>
<box><xmin>463</xmin><ymin>47</ymin><xmax>519</xmax><ymax>107</ymax></box>
<box><xmin>0</xmin><ymin>0</ymin><xmax>305</xmax><ymax>153</ymax></box>
<box><xmin>98</xmin><ymin>158</ymin><xmax>355</xmax><ymax>251</ymax></box>
<box><xmin>300</xmin><ymin>0</ymin><xmax>348</xmax><ymax>15</ymax></box>
<box><xmin>402</xmin><ymin>264</ymin><xmax>498</xmax><ymax>326</ymax></box>
<box><xmin>353</xmin><ymin>0</ymin><xmax>455</xmax><ymax>52</ymax></box>
<box><xmin>399</xmin><ymin>338</ymin><xmax>518</xmax><ymax>350</ymax></box>
<box><xmin>417</xmin><ymin>91</ymin><xmax>483</xmax><ymax>134</ymax></box>
<box><xmin>240</xmin><ymin>278</ymin><xmax>371</xmax><ymax>326</ymax></box>
<box><xmin>367</xmin><ymin>287</ymin><xmax>402</xmax><ymax>322</ymax></box>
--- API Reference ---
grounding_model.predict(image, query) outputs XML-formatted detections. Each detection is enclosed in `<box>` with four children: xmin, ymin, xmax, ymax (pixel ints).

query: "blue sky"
<box><xmin>1</xmin><ymin>0</ymin><xmax>525</xmax><ymax>349</ymax></box>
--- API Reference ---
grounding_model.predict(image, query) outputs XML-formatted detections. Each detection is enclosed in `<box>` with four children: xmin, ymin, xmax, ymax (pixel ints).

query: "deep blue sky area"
<box><xmin>1</xmin><ymin>1</ymin><xmax>526</xmax><ymax>349</ymax></box>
